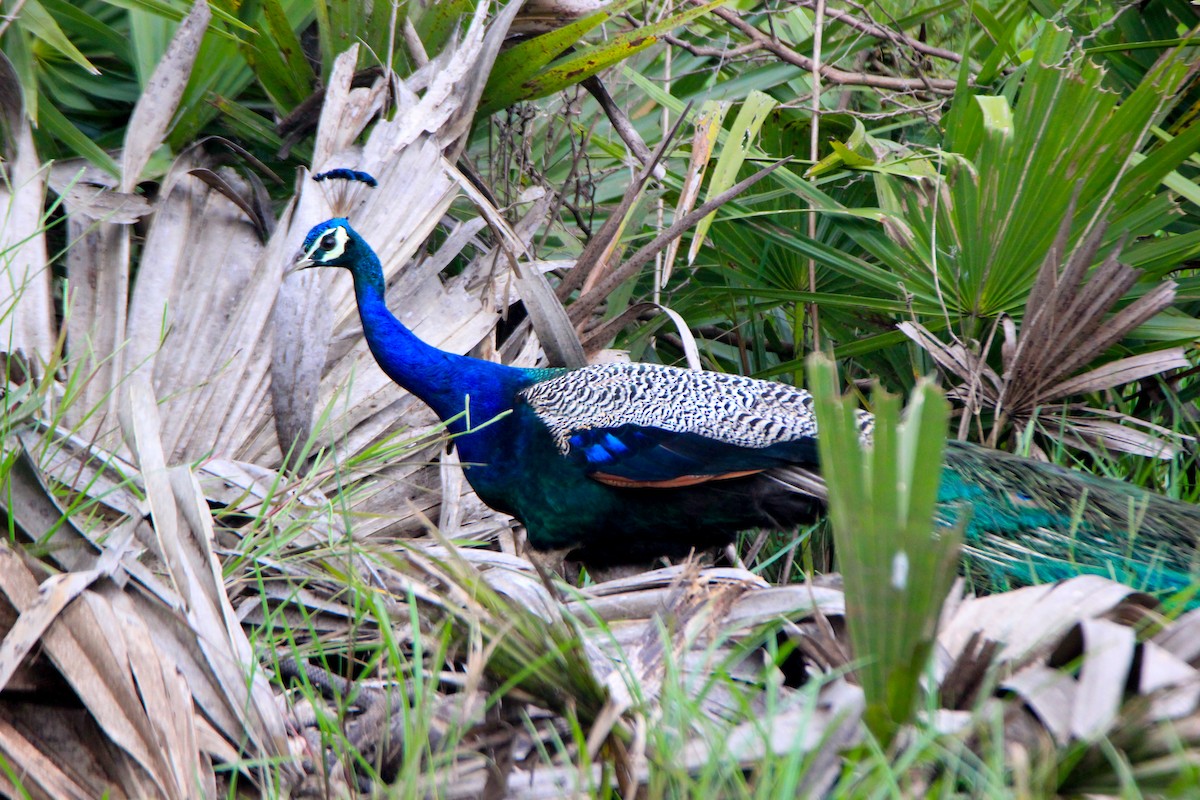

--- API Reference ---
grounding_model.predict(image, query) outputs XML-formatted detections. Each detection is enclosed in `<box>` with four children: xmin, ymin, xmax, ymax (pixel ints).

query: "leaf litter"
<box><xmin>4</xmin><ymin>6</ymin><xmax>1200</xmax><ymax>799</ymax></box>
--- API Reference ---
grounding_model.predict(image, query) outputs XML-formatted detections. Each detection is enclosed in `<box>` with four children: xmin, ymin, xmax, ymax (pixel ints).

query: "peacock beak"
<box><xmin>284</xmin><ymin>253</ymin><xmax>314</xmax><ymax>278</ymax></box>
<box><xmin>290</xmin><ymin>249</ymin><xmax>316</xmax><ymax>274</ymax></box>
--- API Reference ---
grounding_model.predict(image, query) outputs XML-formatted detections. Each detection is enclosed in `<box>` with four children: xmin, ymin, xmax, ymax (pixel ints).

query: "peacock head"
<box><xmin>295</xmin><ymin>218</ymin><xmax>367</xmax><ymax>270</ymax></box>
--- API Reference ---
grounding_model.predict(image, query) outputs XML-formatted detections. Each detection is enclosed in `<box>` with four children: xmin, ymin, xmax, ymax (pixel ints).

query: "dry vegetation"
<box><xmin>3</xmin><ymin>1</ymin><xmax>1200</xmax><ymax>798</ymax></box>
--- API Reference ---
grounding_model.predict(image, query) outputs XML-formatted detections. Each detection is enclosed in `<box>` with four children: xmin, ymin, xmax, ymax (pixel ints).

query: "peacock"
<box><xmin>295</xmin><ymin>191</ymin><xmax>1200</xmax><ymax>596</ymax></box>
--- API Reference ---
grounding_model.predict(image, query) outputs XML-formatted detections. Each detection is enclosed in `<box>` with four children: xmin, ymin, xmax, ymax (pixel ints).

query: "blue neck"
<box><xmin>347</xmin><ymin>253</ymin><xmax>530</xmax><ymax>438</ymax></box>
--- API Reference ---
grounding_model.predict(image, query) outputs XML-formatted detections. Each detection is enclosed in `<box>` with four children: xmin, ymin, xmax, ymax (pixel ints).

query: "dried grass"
<box><xmin>4</xmin><ymin>7</ymin><xmax>1200</xmax><ymax>799</ymax></box>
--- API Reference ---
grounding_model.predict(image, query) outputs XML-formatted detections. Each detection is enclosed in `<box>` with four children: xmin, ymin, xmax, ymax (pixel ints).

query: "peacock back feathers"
<box><xmin>522</xmin><ymin>362</ymin><xmax>823</xmax><ymax>449</ymax></box>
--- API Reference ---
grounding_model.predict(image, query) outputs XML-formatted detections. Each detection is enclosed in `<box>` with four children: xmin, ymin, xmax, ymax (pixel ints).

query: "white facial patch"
<box><xmin>305</xmin><ymin>224</ymin><xmax>348</xmax><ymax>263</ymax></box>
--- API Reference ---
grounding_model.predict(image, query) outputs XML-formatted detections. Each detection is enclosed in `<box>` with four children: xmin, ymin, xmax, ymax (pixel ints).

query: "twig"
<box><xmin>709</xmin><ymin>5</ymin><xmax>959</xmax><ymax>94</ymax></box>
<box><xmin>810</xmin><ymin>2</ymin><xmax>962</xmax><ymax>63</ymax></box>
<box><xmin>662</xmin><ymin>33</ymin><xmax>763</xmax><ymax>60</ymax></box>
<box><xmin>0</xmin><ymin>0</ymin><xmax>30</xmax><ymax>40</ymax></box>
<box><xmin>808</xmin><ymin>0</ymin><xmax>825</xmax><ymax>353</ymax></box>
<box><xmin>582</xmin><ymin>76</ymin><xmax>657</xmax><ymax>172</ymax></box>
<box><xmin>557</xmin><ymin>106</ymin><xmax>693</xmax><ymax>300</ymax></box>
<box><xmin>578</xmin><ymin>302</ymin><xmax>658</xmax><ymax>353</ymax></box>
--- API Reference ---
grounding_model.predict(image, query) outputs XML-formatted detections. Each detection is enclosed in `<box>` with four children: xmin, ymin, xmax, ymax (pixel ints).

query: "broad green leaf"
<box><xmin>805</xmin><ymin>139</ymin><xmax>873</xmax><ymax>178</ymax></box>
<box><xmin>212</xmin><ymin>96</ymin><xmax>286</xmax><ymax>151</ymax></box>
<box><xmin>100</xmin><ymin>0</ymin><xmax>253</xmax><ymax>38</ymax></box>
<box><xmin>829</xmin><ymin>140</ymin><xmax>874</xmax><ymax>167</ymax></box>
<box><xmin>1086</xmin><ymin>36</ymin><xmax>1200</xmax><ymax>54</ymax></box>
<box><xmin>128</xmin><ymin>0</ymin><xmax>175</xmax><ymax>86</ymax></box>
<box><xmin>804</xmin><ymin>115</ymin><xmax>872</xmax><ymax>178</ymax></box>
<box><xmin>480</xmin><ymin>0</ymin><xmax>726</xmax><ymax>116</ymax></box>
<box><xmin>167</xmin><ymin>1</ymin><xmax>263</xmax><ymax>147</ymax></box>
<box><xmin>38</xmin><ymin>99</ymin><xmax>120</xmax><ymax>176</ymax></box>
<box><xmin>1132</xmin><ymin>309</ymin><xmax>1200</xmax><ymax>342</ymax></box>
<box><xmin>41</xmin><ymin>0</ymin><xmax>132</xmax><ymax>63</ymax></box>
<box><xmin>412</xmin><ymin>0</ymin><xmax>476</xmax><ymax>58</ymax></box>
<box><xmin>1124</xmin><ymin>229</ymin><xmax>1200</xmax><ymax>279</ymax></box>
<box><xmin>971</xmin><ymin>1</ymin><xmax>1022</xmax><ymax>84</ymax></box>
<box><xmin>246</xmin><ymin>0</ymin><xmax>315</xmax><ymax>111</ymax></box>
<box><xmin>809</xmin><ymin>353</ymin><xmax>958</xmax><ymax>746</ymax></box>
<box><xmin>974</xmin><ymin>95</ymin><xmax>1012</xmax><ymax>135</ymax></box>
<box><xmin>313</xmin><ymin>0</ymin><xmax>358</xmax><ymax>77</ymax></box>
<box><xmin>1125</xmin><ymin>129</ymin><xmax>1200</xmax><ymax>209</ymax></box>
<box><xmin>717</xmin><ymin>289</ymin><xmax>911</xmax><ymax>314</ymax></box>
<box><xmin>481</xmin><ymin>0</ymin><xmax>635</xmax><ymax>116</ymax></box>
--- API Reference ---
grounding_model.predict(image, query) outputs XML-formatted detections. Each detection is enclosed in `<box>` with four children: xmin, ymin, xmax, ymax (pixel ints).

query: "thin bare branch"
<box><xmin>568</xmin><ymin>157</ymin><xmax>792</xmax><ymax>325</ymax></box>
<box><xmin>812</xmin><ymin>2</ymin><xmax>962</xmax><ymax>63</ymax></box>
<box><xmin>708</xmin><ymin>5</ymin><xmax>959</xmax><ymax>94</ymax></box>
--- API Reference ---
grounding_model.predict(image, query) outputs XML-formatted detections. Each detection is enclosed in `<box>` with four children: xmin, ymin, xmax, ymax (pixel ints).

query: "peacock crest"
<box><xmin>312</xmin><ymin>168</ymin><xmax>377</xmax><ymax>217</ymax></box>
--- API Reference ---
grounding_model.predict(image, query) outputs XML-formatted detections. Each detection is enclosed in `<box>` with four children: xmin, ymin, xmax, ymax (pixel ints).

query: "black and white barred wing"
<box><xmin>518</xmin><ymin>362</ymin><xmax>843</xmax><ymax>488</ymax></box>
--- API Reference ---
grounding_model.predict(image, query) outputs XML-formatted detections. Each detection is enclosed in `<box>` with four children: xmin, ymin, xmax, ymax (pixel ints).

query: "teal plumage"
<box><xmin>940</xmin><ymin>443</ymin><xmax>1200</xmax><ymax>593</ymax></box>
<box><xmin>297</xmin><ymin>214</ymin><xmax>1200</xmax><ymax>595</ymax></box>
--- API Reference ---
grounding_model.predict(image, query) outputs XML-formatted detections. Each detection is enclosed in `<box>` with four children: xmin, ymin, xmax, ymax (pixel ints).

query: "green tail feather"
<box><xmin>938</xmin><ymin>441</ymin><xmax>1200</xmax><ymax>598</ymax></box>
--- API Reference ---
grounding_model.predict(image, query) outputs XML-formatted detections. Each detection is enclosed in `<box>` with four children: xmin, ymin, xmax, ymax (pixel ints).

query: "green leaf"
<box><xmin>3</xmin><ymin>21</ymin><xmax>38</xmax><ymax>122</ymax></box>
<box><xmin>1123</xmin><ymin>123</ymin><xmax>1200</xmax><ymax>209</ymax></box>
<box><xmin>313</xmin><ymin>0</ymin><xmax>358</xmax><ymax>76</ymax></box>
<box><xmin>719</xmin><ymin>289</ymin><xmax>911</xmax><ymax>314</ymax></box>
<box><xmin>974</xmin><ymin>95</ymin><xmax>1012</xmax><ymax>136</ymax></box>
<box><xmin>690</xmin><ymin>91</ymin><xmax>777</xmax><ymax>260</ymax></box>
<box><xmin>100</xmin><ymin>0</ymin><xmax>253</xmax><ymax>39</ymax></box>
<box><xmin>1124</xmin><ymin>229</ymin><xmax>1200</xmax><ymax>279</ymax></box>
<box><xmin>971</xmin><ymin>1</ymin><xmax>1023</xmax><ymax>85</ymax></box>
<box><xmin>246</xmin><ymin>0</ymin><xmax>314</xmax><ymax>111</ymax></box>
<box><xmin>1131</xmin><ymin>308</ymin><xmax>1200</xmax><ymax>342</ymax></box>
<box><xmin>875</xmin><ymin>37</ymin><xmax>1197</xmax><ymax>329</ymax></box>
<box><xmin>808</xmin><ymin>353</ymin><xmax>959</xmax><ymax>746</ymax></box>
<box><xmin>804</xmin><ymin>116</ymin><xmax>873</xmax><ymax>178</ymax></box>
<box><xmin>21</xmin><ymin>0</ymin><xmax>100</xmax><ymax>74</ymax></box>
<box><xmin>480</xmin><ymin>0</ymin><xmax>727</xmax><ymax>116</ymax></box>
<box><xmin>412</xmin><ymin>0</ymin><xmax>477</xmax><ymax>58</ymax></box>
<box><xmin>40</xmin><ymin>0</ymin><xmax>132</xmax><ymax>64</ymax></box>
<box><xmin>1085</xmin><ymin>36</ymin><xmax>1200</xmax><ymax>54</ymax></box>
<box><xmin>38</xmin><ymin>99</ymin><xmax>120</xmax><ymax>176</ymax></box>
<box><xmin>211</xmin><ymin>95</ymin><xmax>285</xmax><ymax>151</ymax></box>
<box><xmin>481</xmin><ymin>1</ymin><xmax>631</xmax><ymax>116</ymax></box>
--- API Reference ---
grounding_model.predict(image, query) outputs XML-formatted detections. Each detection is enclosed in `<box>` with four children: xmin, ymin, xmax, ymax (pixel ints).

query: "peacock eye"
<box><xmin>320</xmin><ymin>233</ymin><xmax>337</xmax><ymax>250</ymax></box>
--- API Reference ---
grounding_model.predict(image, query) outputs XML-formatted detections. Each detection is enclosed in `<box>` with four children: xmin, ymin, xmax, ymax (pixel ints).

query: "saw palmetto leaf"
<box><xmin>479</xmin><ymin>0</ymin><xmax>727</xmax><ymax>116</ymax></box>
<box><xmin>809</xmin><ymin>353</ymin><xmax>960</xmax><ymax>745</ymax></box>
<box><xmin>899</xmin><ymin>203</ymin><xmax>1189</xmax><ymax>456</ymax></box>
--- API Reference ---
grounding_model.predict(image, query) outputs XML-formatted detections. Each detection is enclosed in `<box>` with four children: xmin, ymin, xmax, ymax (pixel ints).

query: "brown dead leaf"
<box><xmin>120</xmin><ymin>0</ymin><xmax>211</xmax><ymax>192</ymax></box>
<box><xmin>901</xmin><ymin>210</ymin><xmax>1186</xmax><ymax>455</ymax></box>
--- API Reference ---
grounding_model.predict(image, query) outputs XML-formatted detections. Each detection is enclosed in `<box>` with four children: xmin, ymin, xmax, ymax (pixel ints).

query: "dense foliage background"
<box><xmin>2</xmin><ymin>0</ymin><xmax>1200</xmax><ymax>796</ymax></box>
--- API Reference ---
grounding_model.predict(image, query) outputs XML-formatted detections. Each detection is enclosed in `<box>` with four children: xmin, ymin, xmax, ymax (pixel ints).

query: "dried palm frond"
<box><xmin>900</xmin><ymin>198</ymin><xmax>1190</xmax><ymax>458</ymax></box>
<box><xmin>262</xmin><ymin>540</ymin><xmax>1200</xmax><ymax>797</ymax></box>
<box><xmin>0</xmin><ymin>438</ymin><xmax>290</xmax><ymax>798</ymax></box>
<box><xmin>10</xmin><ymin>390</ymin><xmax>1200</xmax><ymax>798</ymax></box>
<box><xmin>0</xmin><ymin>5</ymin><xmax>544</xmax><ymax>795</ymax></box>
